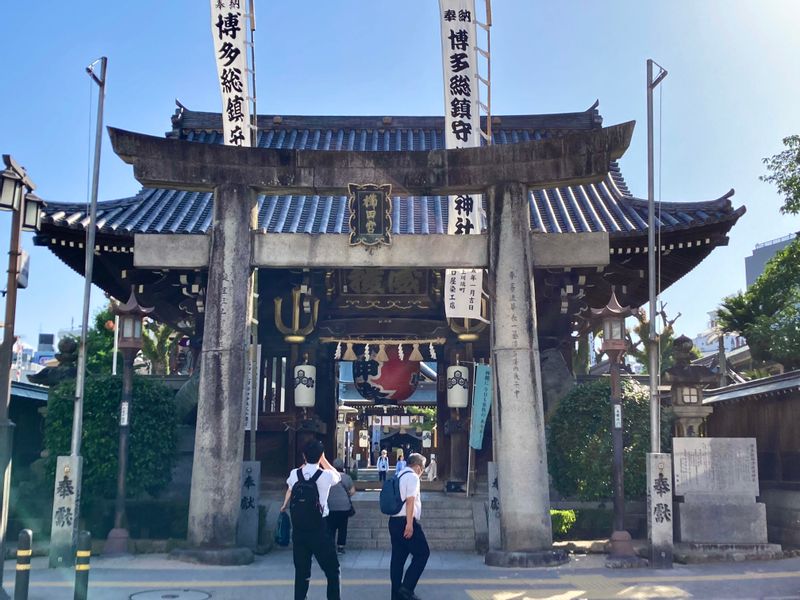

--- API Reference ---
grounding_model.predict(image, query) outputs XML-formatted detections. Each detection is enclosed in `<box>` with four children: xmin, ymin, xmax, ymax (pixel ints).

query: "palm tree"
<box><xmin>141</xmin><ymin>321</ymin><xmax>176</xmax><ymax>375</ymax></box>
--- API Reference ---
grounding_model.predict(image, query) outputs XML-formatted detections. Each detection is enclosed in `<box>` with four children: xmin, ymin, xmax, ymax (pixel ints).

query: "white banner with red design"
<box><xmin>211</xmin><ymin>0</ymin><xmax>252</xmax><ymax>147</ymax></box>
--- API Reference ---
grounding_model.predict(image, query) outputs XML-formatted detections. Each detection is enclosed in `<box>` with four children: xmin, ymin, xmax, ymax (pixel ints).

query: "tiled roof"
<box><xmin>42</xmin><ymin>105</ymin><xmax>743</xmax><ymax>237</ymax></box>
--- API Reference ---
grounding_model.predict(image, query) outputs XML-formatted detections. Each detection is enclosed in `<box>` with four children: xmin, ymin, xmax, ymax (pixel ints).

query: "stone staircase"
<box><xmin>346</xmin><ymin>492</ymin><xmax>479</xmax><ymax>551</ymax></box>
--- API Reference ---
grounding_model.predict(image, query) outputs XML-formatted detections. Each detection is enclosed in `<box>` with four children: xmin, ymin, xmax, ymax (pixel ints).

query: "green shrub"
<box><xmin>45</xmin><ymin>375</ymin><xmax>177</xmax><ymax>501</ymax></box>
<box><xmin>547</xmin><ymin>378</ymin><xmax>671</xmax><ymax>501</ymax></box>
<box><xmin>550</xmin><ymin>509</ymin><xmax>576</xmax><ymax>540</ymax></box>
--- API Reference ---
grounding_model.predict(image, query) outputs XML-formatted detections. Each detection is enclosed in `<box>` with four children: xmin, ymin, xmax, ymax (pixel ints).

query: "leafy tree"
<box><xmin>405</xmin><ymin>406</ymin><xmax>436</xmax><ymax>432</ymax></box>
<box><xmin>718</xmin><ymin>238</ymin><xmax>800</xmax><ymax>370</ymax></box>
<box><xmin>624</xmin><ymin>306</ymin><xmax>699</xmax><ymax>374</ymax></box>
<box><xmin>547</xmin><ymin>378</ymin><xmax>671</xmax><ymax>501</ymax></box>
<box><xmin>85</xmin><ymin>304</ymin><xmax>120</xmax><ymax>376</ymax></box>
<box><xmin>761</xmin><ymin>135</ymin><xmax>800</xmax><ymax>215</ymax></box>
<box><xmin>142</xmin><ymin>321</ymin><xmax>177</xmax><ymax>375</ymax></box>
<box><xmin>45</xmin><ymin>374</ymin><xmax>177</xmax><ymax>500</ymax></box>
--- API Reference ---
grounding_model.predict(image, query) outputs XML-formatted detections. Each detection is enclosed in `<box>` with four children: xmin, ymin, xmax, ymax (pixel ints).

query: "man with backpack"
<box><xmin>385</xmin><ymin>453</ymin><xmax>429</xmax><ymax>600</ymax></box>
<box><xmin>280</xmin><ymin>440</ymin><xmax>341</xmax><ymax>600</ymax></box>
<box><xmin>377</xmin><ymin>448</ymin><xmax>390</xmax><ymax>482</ymax></box>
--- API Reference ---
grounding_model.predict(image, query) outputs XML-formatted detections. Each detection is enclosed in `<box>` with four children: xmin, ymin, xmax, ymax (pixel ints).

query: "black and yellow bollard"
<box><xmin>73</xmin><ymin>531</ymin><xmax>91</xmax><ymax>600</ymax></box>
<box><xmin>14</xmin><ymin>529</ymin><xmax>32</xmax><ymax>600</ymax></box>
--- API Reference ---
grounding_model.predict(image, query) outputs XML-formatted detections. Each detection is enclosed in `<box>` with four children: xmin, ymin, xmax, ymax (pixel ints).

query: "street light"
<box><xmin>0</xmin><ymin>155</ymin><xmax>36</xmax><ymax>592</ymax></box>
<box><xmin>590</xmin><ymin>289</ymin><xmax>636</xmax><ymax>561</ymax></box>
<box><xmin>104</xmin><ymin>288</ymin><xmax>153</xmax><ymax>555</ymax></box>
<box><xmin>22</xmin><ymin>193</ymin><xmax>43</xmax><ymax>232</ymax></box>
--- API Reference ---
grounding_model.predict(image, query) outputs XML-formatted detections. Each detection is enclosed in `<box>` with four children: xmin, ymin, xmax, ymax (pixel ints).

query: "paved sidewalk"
<box><xmin>4</xmin><ymin>548</ymin><xmax>800</xmax><ymax>599</ymax></box>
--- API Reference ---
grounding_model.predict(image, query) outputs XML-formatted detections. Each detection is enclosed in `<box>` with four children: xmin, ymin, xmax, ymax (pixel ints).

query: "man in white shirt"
<box><xmin>281</xmin><ymin>440</ymin><xmax>341</xmax><ymax>600</ymax></box>
<box><xmin>388</xmin><ymin>453</ymin><xmax>429</xmax><ymax>600</ymax></box>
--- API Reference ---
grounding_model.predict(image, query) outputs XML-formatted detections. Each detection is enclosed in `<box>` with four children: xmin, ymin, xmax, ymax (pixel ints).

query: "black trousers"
<box><xmin>379</xmin><ymin>470</ymin><xmax>387</xmax><ymax>482</ymax></box>
<box><xmin>388</xmin><ymin>517</ymin><xmax>430</xmax><ymax>598</ymax></box>
<box><xmin>326</xmin><ymin>510</ymin><xmax>350</xmax><ymax>546</ymax></box>
<box><xmin>292</xmin><ymin>526</ymin><xmax>341</xmax><ymax>600</ymax></box>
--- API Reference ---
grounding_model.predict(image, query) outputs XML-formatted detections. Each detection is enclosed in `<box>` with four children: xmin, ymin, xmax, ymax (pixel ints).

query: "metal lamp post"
<box><xmin>0</xmin><ymin>155</ymin><xmax>37</xmax><ymax>592</ymax></box>
<box><xmin>104</xmin><ymin>289</ymin><xmax>152</xmax><ymax>555</ymax></box>
<box><xmin>590</xmin><ymin>290</ymin><xmax>637</xmax><ymax>560</ymax></box>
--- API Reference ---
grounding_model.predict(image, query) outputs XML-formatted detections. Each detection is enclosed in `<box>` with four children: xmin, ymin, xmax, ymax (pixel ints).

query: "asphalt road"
<box><xmin>4</xmin><ymin>548</ymin><xmax>800</xmax><ymax>600</ymax></box>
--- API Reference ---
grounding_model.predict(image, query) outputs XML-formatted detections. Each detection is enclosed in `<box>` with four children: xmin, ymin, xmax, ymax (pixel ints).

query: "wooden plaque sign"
<box><xmin>348</xmin><ymin>183</ymin><xmax>392</xmax><ymax>247</ymax></box>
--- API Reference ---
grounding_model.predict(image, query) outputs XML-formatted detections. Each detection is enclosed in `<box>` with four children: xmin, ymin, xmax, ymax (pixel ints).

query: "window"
<box><xmin>680</xmin><ymin>386</ymin><xmax>699</xmax><ymax>404</ymax></box>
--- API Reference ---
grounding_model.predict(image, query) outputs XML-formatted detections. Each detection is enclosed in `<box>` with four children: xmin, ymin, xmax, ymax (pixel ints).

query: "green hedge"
<box><xmin>550</xmin><ymin>509</ymin><xmax>577</xmax><ymax>540</ymax></box>
<box><xmin>547</xmin><ymin>378</ymin><xmax>671</xmax><ymax>501</ymax></box>
<box><xmin>45</xmin><ymin>375</ymin><xmax>177</xmax><ymax>501</ymax></box>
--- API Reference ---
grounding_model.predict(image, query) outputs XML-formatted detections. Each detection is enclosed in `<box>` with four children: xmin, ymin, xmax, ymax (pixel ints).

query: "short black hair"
<box><xmin>303</xmin><ymin>440</ymin><xmax>324</xmax><ymax>464</ymax></box>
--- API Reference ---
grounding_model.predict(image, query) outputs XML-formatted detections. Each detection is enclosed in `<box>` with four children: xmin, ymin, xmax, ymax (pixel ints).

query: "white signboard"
<box><xmin>211</xmin><ymin>0</ymin><xmax>252</xmax><ymax>147</ymax></box>
<box><xmin>673</xmin><ymin>437</ymin><xmax>759</xmax><ymax>496</ymax></box>
<box><xmin>439</xmin><ymin>0</ymin><xmax>481</xmax><ymax>235</ymax></box>
<box><xmin>445</xmin><ymin>268</ymin><xmax>487</xmax><ymax>321</ymax></box>
<box><xmin>120</xmin><ymin>401</ymin><xmax>129</xmax><ymax>427</ymax></box>
<box><xmin>243</xmin><ymin>344</ymin><xmax>261</xmax><ymax>431</ymax></box>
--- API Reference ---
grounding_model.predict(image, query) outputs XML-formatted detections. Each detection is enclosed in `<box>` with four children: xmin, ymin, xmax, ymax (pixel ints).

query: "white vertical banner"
<box><xmin>211</xmin><ymin>0</ymin><xmax>252</xmax><ymax>147</ymax></box>
<box><xmin>439</xmin><ymin>0</ymin><xmax>481</xmax><ymax>235</ymax></box>
<box><xmin>445</xmin><ymin>268</ymin><xmax>487</xmax><ymax>321</ymax></box>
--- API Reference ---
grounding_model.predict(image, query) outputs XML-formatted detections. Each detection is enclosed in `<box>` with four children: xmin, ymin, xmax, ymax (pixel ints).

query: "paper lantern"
<box><xmin>446</xmin><ymin>365</ymin><xmax>469</xmax><ymax>408</ymax></box>
<box><xmin>353</xmin><ymin>346</ymin><xmax>419</xmax><ymax>404</ymax></box>
<box><xmin>294</xmin><ymin>364</ymin><xmax>316</xmax><ymax>408</ymax></box>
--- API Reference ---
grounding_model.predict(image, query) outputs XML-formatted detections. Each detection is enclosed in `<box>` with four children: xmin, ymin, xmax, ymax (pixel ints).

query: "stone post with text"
<box><xmin>484</xmin><ymin>182</ymin><xmax>567</xmax><ymax>567</ymax></box>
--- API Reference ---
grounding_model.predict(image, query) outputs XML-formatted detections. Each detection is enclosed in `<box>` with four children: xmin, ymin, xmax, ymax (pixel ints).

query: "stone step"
<box><xmin>348</xmin><ymin>516</ymin><xmax>475</xmax><ymax>529</ymax></box>
<box><xmin>347</xmin><ymin>527</ymin><xmax>473</xmax><ymax>541</ymax></box>
<box><xmin>346</xmin><ymin>537</ymin><xmax>476</xmax><ymax>551</ymax></box>
<box><xmin>350</xmin><ymin>506</ymin><xmax>474</xmax><ymax>519</ymax></box>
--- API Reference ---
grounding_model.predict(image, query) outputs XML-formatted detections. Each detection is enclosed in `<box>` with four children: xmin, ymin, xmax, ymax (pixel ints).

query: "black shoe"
<box><xmin>397</xmin><ymin>587</ymin><xmax>422</xmax><ymax>600</ymax></box>
<box><xmin>337</xmin><ymin>545</ymin><xmax>346</xmax><ymax>554</ymax></box>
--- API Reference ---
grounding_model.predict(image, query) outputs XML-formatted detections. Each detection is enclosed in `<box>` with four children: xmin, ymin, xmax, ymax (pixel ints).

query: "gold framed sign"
<box><xmin>348</xmin><ymin>183</ymin><xmax>392</xmax><ymax>247</ymax></box>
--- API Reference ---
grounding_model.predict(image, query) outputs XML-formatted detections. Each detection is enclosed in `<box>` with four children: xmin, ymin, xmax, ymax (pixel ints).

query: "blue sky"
<box><xmin>1</xmin><ymin>1</ymin><xmax>799</xmax><ymax>347</ymax></box>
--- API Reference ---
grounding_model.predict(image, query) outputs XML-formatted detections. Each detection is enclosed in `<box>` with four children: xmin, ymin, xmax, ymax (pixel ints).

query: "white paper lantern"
<box><xmin>446</xmin><ymin>365</ymin><xmax>469</xmax><ymax>408</ymax></box>
<box><xmin>294</xmin><ymin>364</ymin><xmax>316</xmax><ymax>408</ymax></box>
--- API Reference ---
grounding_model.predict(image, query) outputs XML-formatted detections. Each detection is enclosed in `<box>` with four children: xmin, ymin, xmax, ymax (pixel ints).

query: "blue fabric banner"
<box><xmin>469</xmin><ymin>364</ymin><xmax>492</xmax><ymax>449</ymax></box>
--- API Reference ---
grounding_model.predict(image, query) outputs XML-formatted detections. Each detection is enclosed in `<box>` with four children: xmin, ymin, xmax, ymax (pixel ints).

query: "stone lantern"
<box><xmin>663</xmin><ymin>335</ymin><xmax>715</xmax><ymax>437</ymax></box>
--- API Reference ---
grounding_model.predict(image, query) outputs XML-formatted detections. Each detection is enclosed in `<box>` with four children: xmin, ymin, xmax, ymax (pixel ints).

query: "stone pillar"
<box><xmin>484</xmin><ymin>183</ymin><xmax>566</xmax><ymax>567</ymax></box>
<box><xmin>181</xmin><ymin>183</ymin><xmax>255</xmax><ymax>563</ymax></box>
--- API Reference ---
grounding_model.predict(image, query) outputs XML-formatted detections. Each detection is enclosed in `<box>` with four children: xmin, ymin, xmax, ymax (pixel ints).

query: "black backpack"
<box><xmin>380</xmin><ymin>470</ymin><xmax>411</xmax><ymax>515</ymax></box>
<box><xmin>289</xmin><ymin>468</ymin><xmax>324</xmax><ymax>531</ymax></box>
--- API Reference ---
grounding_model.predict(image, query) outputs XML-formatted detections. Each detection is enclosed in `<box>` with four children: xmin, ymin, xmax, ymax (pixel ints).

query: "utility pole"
<box><xmin>49</xmin><ymin>57</ymin><xmax>107</xmax><ymax>569</ymax></box>
<box><xmin>646</xmin><ymin>58</ymin><xmax>673</xmax><ymax>570</ymax></box>
<box><xmin>646</xmin><ymin>58</ymin><xmax>667</xmax><ymax>453</ymax></box>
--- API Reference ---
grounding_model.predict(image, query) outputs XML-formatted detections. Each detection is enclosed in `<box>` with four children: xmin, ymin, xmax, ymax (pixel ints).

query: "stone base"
<box><xmin>605</xmin><ymin>555</ymin><xmax>649</xmax><ymax>568</ymax></box>
<box><xmin>608</xmin><ymin>530</ymin><xmax>636</xmax><ymax>558</ymax></box>
<box><xmin>677</xmin><ymin>502</ymin><xmax>768</xmax><ymax>544</ymax></box>
<box><xmin>485</xmin><ymin>548</ymin><xmax>569</xmax><ymax>568</ymax></box>
<box><xmin>103</xmin><ymin>527</ymin><xmax>130</xmax><ymax>555</ymax></box>
<box><xmin>674</xmin><ymin>542</ymin><xmax>783</xmax><ymax>564</ymax></box>
<box><xmin>169</xmin><ymin>546</ymin><xmax>254</xmax><ymax>566</ymax></box>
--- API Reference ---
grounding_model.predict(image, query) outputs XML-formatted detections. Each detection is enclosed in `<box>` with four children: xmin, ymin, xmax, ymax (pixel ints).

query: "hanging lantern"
<box><xmin>446</xmin><ymin>365</ymin><xmax>470</xmax><ymax>408</ymax></box>
<box><xmin>353</xmin><ymin>346</ymin><xmax>419</xmax><ymax>404</ymax></box>
<box><xmin>294</xmin><ymin>356</ymin><xmax>316</xmax><ymax>408</ymax></box>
